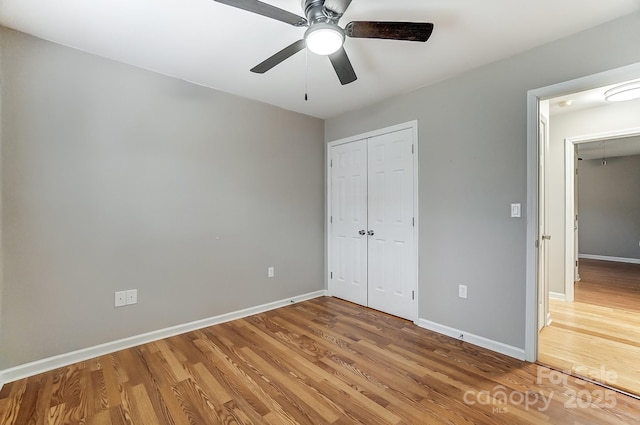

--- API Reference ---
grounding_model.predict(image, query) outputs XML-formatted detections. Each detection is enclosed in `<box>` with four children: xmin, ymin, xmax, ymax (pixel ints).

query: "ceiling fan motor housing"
<box><xmin>304</xmin><ymin>0</ymin><xmax>337</xmax><ymax>24</ymax></box>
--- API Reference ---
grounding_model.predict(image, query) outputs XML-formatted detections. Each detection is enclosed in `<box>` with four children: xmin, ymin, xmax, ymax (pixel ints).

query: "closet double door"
<box><xmin>329</xmin><ymin>127</ymin><xmax>416</xmax><ymax>320</ymax></box>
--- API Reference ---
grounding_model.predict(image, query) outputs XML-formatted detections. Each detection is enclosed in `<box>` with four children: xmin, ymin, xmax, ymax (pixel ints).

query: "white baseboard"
<box><xmin>417</xmin><ymin>318</ymin><xmax>525</xmax><ymax>361</ymax></box>
<box><xmin>0</xmin><ymin>290</ymin><xmax>327</xmax><ymax>389</ymax></box>
<box><xmin>579</xmin><ymin>254</ymin><xmax>640</xmax><ymax>265</ymax></box>
<box><xmin>549</xmin><ymin>292</ymin><xmax>567</xmax><ymax>301</ymax></box>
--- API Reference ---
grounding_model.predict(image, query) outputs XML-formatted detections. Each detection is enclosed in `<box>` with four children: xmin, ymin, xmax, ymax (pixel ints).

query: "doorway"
<box><xmin>527</xmin><ymin>66</ymin><xmax>640</xmax><ymax>395</ymax></box>
<box><xmin>525</xmin><ymin>62</ymin><xmax>640</xmax><ymax>363</ymax></box>
<box><xmin>539</xmin><ymin>129</ymin><xmax>640</xmax><ymax>395</ymax></box>
<box><xmin>327</xmin><ymin>121</ymin><xmax>419</xmax><ymax>321</ymax></box>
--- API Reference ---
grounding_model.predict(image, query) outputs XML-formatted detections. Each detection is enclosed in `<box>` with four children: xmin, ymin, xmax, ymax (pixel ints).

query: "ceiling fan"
<box><xmin>213</xmin><ymin>0</ymin><xmax>434</xmax><ymax>85</ymax></box>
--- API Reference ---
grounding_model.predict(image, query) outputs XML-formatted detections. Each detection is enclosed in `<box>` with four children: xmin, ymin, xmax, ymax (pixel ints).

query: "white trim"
<box><xmin>417</xmin><ymin>319</ymin><xmax>525</xmax><ymax>361</ymax></box>
<box><xmin>565</xmin><ymin>127</ymin><xmax>640</xmax><ymax>304</ymax></box>
<box><xmin>549</xmin><ymin>292</ymin><xmax>567</xmax><ymax>301</ymax></box>
<box><xmin>564</xmin><ymin>139</ymin><xmax>577</xmax><ymax>303</ymax></box>
<box><xmin>525</xmin><ymin>89</ymin><xmax>539</xmax><ymax>362</ymax></box>
<box><xmin>0</xmin><ymin>290</ymin><xmax>327</xmax><ymax>388</ymax></box>
<box><xmin>579</xmin><ymin>254</ymin><xmax>640</xmax><ymax>265</ymax></box>
<box><xmin>410</xmin><ymin>123</ymin><xmax>420</xmax><ymax>324</ymax></box>
<box><xmin>327</xmin><ymin>121</ymin><xmax>419</xmax><ymax>322</ymax></box>
<box><xmin>325</xmin><ymin>133</ymin><xmax>331</xmax><ymax>294</ymax></box>
<box><xmin>329</xmin><ymin>121</ymin><xmax>418</xmax><ymax>147</ymax></box>
<box><xmin>525</xmin><ymin>61</ymin><xmax>640</xmax><ymax>363</ymax></box>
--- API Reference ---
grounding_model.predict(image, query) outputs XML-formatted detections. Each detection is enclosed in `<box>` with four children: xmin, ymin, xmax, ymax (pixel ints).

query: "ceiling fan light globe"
<box><xmin>305</xmin><ymin>25</ymin><xmax>344</xmax><ymax>55</ymax></box>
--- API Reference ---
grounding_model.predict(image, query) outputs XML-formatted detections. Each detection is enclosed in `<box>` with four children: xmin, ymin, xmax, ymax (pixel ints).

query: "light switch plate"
<box><xmin>459</xmin><ymin>285</ymin><xmax>468</xmax><ymax>299</ymax></box>
<box><xmin>511</xmin><ymin>203</ymin><xmax>521</xmax><ymax>218</ymax></box>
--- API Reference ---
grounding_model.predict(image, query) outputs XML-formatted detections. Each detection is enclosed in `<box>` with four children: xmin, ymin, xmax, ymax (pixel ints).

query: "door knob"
<box><xmin>542</xmin><ymin>235</ymin><xmax>551</xmax><ymax>240</ymax></box>
<box><xmin>359</xmin><ymin>230</ymin><xmax>366</xmax><ymax>236</ymax></box>
<box><xmin>367</xmin><ymin>230</ymin><xmax>375</xmax><ymax>236</ymax></box>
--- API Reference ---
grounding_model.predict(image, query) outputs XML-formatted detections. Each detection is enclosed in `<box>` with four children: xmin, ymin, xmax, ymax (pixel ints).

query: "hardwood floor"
<box><xmin>539</xmin><ymin>259</ymin><xmax>640</xmax><ymax>397</ymax></box>
<box><xmin>3</xmin><ymin>296</ymin><xmax>640</xmax><ymax>424</ymax></box>
<box><xmin>575</xmin><ymin>259</ymin><xmax>640</xmax><ymax>311</ymax></box>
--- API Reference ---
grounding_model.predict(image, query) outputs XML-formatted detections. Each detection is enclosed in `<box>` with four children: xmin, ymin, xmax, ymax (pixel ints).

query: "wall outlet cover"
<box><xmin>115</xmin><ymin>291</ymin><xmax>126</xmax><ymax>307</ymax></box>
<box><xmin>126</xmin><ymin>289</ymin><xmax>137</xmax><ymax>305</ymax></box>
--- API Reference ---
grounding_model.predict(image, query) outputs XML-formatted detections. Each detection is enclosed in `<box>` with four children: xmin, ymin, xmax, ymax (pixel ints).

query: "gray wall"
<box><xmin>325</xmin><ymin>12</ymin><xmax>640</xmax><ymax>349</ymax></box>
<box><xmin>0</xmin><ymin>27</ymin><xmax>325</xmax><ymax>369</ymax></box>
<box><xmin>578</xmin><ymin>155</ymin><xmax>640</xmax><ymax>260</ymax></box>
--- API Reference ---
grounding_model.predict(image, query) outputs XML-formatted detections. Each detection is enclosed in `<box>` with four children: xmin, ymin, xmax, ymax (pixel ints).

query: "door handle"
<box><xmin>367</xmin><ymin>230</ymin><xmax>375</xmax><ymax>236</ymax></box>
<box><xmin>358</xmin><ymin>230</ymin><xmax>366</xmax><ymax>236</ymax></box>
<box><xmin>542</xmin><ymin>235</ymin><xmax>551</xmax><ymax>240</ymax></box>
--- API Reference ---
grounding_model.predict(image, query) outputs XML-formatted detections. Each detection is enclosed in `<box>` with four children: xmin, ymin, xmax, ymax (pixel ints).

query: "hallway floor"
<box><xmin>539</xmin><ymin>259</ymin><xmax>640</xmax><ymax>396</ymax></box>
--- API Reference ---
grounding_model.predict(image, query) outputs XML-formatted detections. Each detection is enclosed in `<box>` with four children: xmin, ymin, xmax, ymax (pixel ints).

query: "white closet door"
<box><xmin>367</xmin><ymin>128</ymin><xmax>415</xmax><ymax>320</ymax></box>
<box><xmin>330</xmin><ymin>139</ymin><xmax>368</xmax><ymax>306</ymax></box>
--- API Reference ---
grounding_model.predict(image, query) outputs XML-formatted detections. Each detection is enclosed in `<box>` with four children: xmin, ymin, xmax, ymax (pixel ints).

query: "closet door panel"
<box><xmin>367</xmin><ymin>129</ymin><xmax>415</xmax><ymax>320</ymax></box>
<box><xmin>330</xmin><ymin>140</ymin><xmax>368</xmax><ymax>306</ymax></box>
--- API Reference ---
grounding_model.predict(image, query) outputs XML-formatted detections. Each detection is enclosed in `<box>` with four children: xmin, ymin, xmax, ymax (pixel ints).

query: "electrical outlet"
<box><xmin>268</xmin><ymin>266</ymin><xmax>275</xmax><ymax>278</ymax></box>
<box><xmin>115</xmin><ymin>291</ymin><xmax>126</xmax><ymax>307</ymax></box>
<box><xmin>459</xmin><ymin>285</ymin><xmax>468</xmax><ymax>299</ymax></box>
<box><xmin>126</xmin><ymin>289</ymin><xmax>137</xmax><ymax>305</ymax></box>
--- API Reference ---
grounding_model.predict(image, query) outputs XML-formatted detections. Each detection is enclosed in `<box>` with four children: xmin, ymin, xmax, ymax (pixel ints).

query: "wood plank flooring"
<box><xmin>539</xmin><ymin>259</ymin><xmax>640</xmax><ymax>397</ymax></box>
<box><xmin>575</xmin><ymin>259</ymin><xmax>640</xmax><ymax>311</ymax></box>
<box><xmin>2</xmin><ymin>296</ymin><xmax>640</xmax><ymax>424</ymax></box>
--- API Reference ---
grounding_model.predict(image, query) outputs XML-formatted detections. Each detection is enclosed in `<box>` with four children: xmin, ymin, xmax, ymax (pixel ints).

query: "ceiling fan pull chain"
<box><xmin>305</xmin><ymin>47</ymin><xmax>309</xmax><ymax>101</ymax></box>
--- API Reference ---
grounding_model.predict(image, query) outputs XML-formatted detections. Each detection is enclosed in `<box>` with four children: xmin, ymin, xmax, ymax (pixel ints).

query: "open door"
<box><xmin>538</xmin><ymin>114</ymin><xmax>551</xmax><ymax>331</ymax></box>
<box><xmin>574</xmin><ymin>146</ymin><xmax>580</xmax><ymax>283</ymax></box>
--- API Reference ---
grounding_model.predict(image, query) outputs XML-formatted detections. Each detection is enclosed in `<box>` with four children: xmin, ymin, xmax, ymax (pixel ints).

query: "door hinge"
<box><xmin>535</xmin><ymin>240</ymin><xmax>539</xmax><ymax>248</ymax></box>
<box><xmin>412</xmin><ymin>217</ymin><xmax>415</xmax><ymax>227</ymax></box>
<box><xmin>330</xmin><ymin>216</ymin><xmax>333</xmax><ymax>224</ymax></box>
<box><xmin>412</xmin><ymin>290</ymin><xmax>415</xmax><ymax>300</ymax></box>
<box><xmin>330</xmin><ymin>159</ymin><xmax>333</xmax><ymax>168</ymax></box>
<box><xmin>575</xmin><ymin>168</ymin><xmax>578</xmax><ymax>175</ymax></box>
<box><xmin>330</xmin><ymin>272</ymin><xmax>333</xmax><ymax>279</ymax></box>
<box><xmin>411</xmin><ymin>144</ymin><xmax>414</xmax><ymax>154</ymax></box>
<box><xmin>576</xmin><ymin>261</ymin><xmax>578</xmax><ymax>267</ymax></box>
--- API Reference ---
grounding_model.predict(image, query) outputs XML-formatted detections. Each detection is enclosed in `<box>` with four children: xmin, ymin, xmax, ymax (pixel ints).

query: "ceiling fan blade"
<box><xmin>328</xmin><ymin>47</ymin><xmax>357</xmax><ymax>85</ymax></box>
<box><xmin>213</xmin><ymin>0</ymin><xmax>307</xmax><ymax>27</ymax></box>
<box><xmin>323</xmin><ymin>0</ymin><xmax>354</xmax><ymax>16</ymax></box>
<box><xmin>251</xmin><ymin>39</ymin><xmax>306</xmax><ymax>74</ymax></box>
<box><xmin>345</xmin><ymin>21</ymin><xmax>434</xmax><ymax>42</ymax></box>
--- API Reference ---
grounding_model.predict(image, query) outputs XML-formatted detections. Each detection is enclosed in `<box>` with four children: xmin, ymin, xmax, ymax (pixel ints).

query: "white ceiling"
<box><xmin>550</xmin><ymin>81</ymin><xmax>640</xmax><ymax>116</ymax></box>
<box><xmin>547</xmin><ymin>81</ymin><xmax>640</xmax><ymax>159</ymax></box>
<box><xmin>1</xmin><ymin>0</ymin><xmax>639</xmax><ymax>119</ymax></box>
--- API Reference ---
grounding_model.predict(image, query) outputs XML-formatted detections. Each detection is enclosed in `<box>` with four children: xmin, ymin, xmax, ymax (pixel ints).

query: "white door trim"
<box><xmin>525</xmin><ymin>61</ymin><xmax>640</xmax><ymax>362</ymax></box>
<box><xmin>327</xmin><ymin>121</ymin><xmax>419</xmax><ymax>323</ymax></box>
<box><xmin>564</xmin><ymin>127</ymin><xmax>640</xmax><ymax>302</ymax></box>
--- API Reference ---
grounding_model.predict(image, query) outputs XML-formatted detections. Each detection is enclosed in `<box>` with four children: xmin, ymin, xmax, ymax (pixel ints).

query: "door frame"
<box><xmin>524</xmin><ymin>61</ymin><xmax>640</xmax><ymax>362</ymax></box>
<box><xmin>565</xmin><ymin>127</ymin><xmax>640</xmax><ymax>302</ymax></box>
<box><xmin>326</xmin><ymin>120</ymin><xmax>419</xmax><ymax>323</ymax></box>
